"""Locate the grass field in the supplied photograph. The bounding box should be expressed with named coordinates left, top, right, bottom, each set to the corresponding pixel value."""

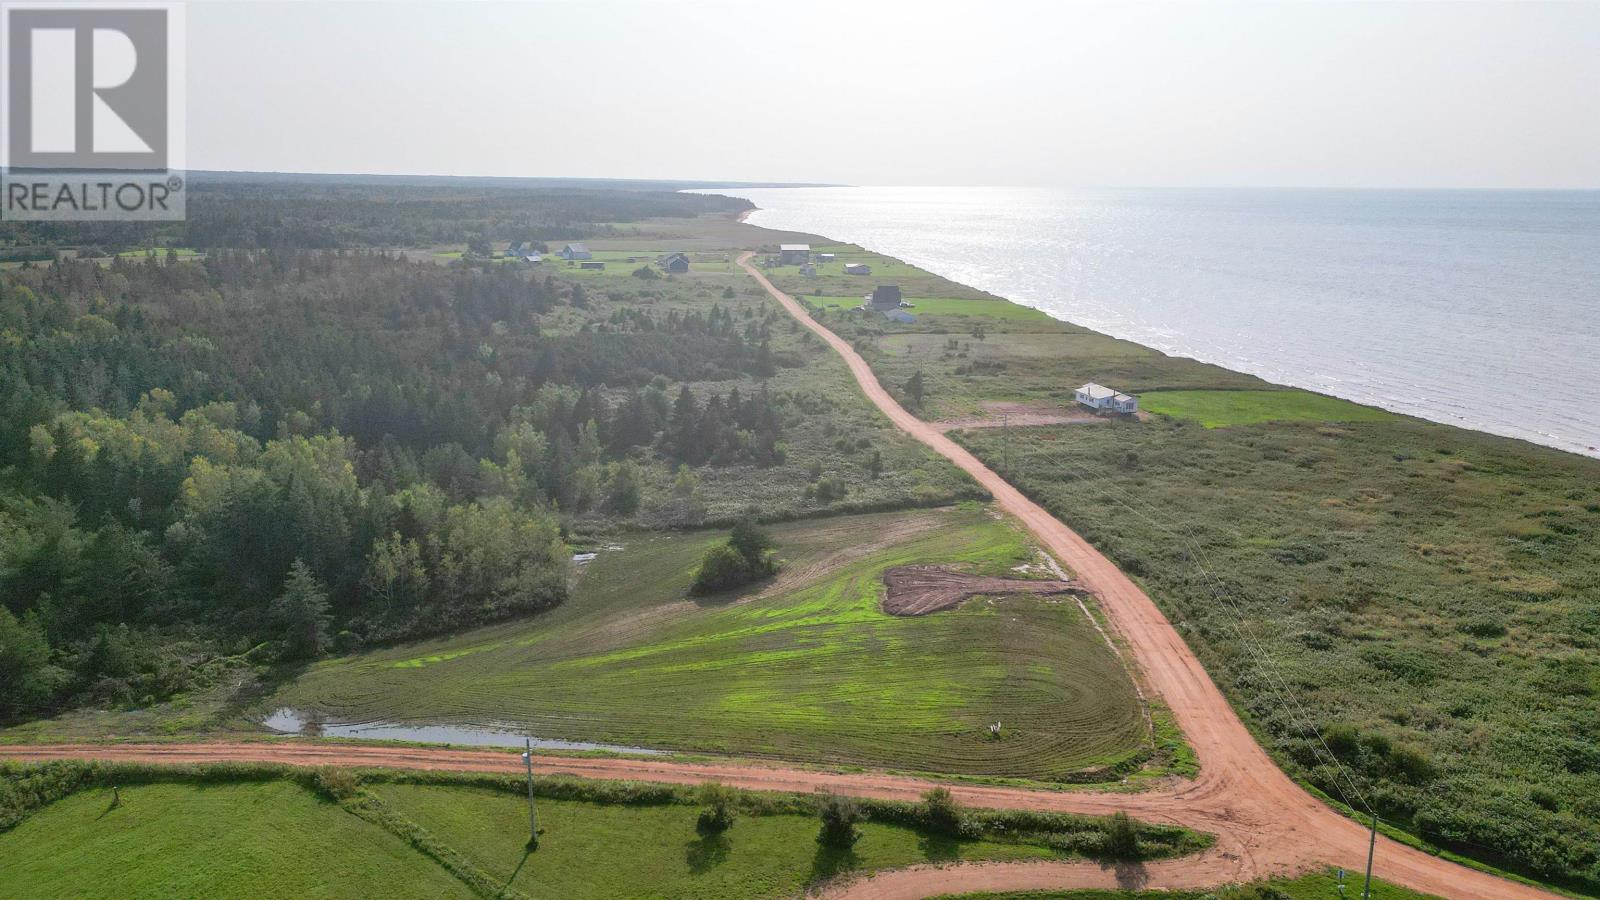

left=0, top=764, right=1205, bottom=900
left=935, top=869, right=1440, bottom=899
left=270, top=506, right=1152, bottom=780
left=374, top=781, right=1052, bottom=899
left=0, top=781, right=471, bottom=899
left=1139, top=390, right=1399, bottom=427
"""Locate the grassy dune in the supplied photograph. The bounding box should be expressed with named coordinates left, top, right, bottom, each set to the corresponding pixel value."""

left=272, top=506, right=1150, bottom=780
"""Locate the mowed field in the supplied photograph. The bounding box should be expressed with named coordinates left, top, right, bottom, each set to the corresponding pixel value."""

left=270, top=506, right=1150, bottom=780
left=372, top=782, right=1053, bottom=899
left=1139, top=389, right=1399, bottom=427
left=0, top=781, right=472, bottom=899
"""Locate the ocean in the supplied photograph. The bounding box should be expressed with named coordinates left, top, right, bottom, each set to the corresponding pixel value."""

left=709, top=186, right=1600, bottom=458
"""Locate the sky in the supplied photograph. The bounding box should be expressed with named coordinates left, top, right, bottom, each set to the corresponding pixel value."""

left=185, top=0, right=1600, bottom=188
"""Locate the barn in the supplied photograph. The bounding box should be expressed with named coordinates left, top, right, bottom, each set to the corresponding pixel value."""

left=778, top=243, right=811, bottom=265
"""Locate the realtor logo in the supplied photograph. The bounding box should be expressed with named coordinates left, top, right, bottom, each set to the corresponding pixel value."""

left=2, top=3, right=185, bottom=220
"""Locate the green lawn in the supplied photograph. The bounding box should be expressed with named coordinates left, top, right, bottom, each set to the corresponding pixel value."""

left=375, top=782, right=1053, bottom=899
left=271, top=506, right=1151, bottom=780
left=935, top=868, right=1440, bottom=899
left=0, top=781, right=470, bottom=899
left=1139, top=389, right=1398, bottom=427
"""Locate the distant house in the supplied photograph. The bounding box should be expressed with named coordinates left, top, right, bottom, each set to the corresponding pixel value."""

left=799, top=263, right=817, bottom=277
left=843, top=262, right=872, bottom=276
left=658, top=252, right=690, bottom=273
left=559, top=243, right=593, bottom=260
left=778, top=243, right=811, bottom=265
left=1075, top=383, right=1139, bottom=413
left=579, top=261, right=606, bottom=270
left=521, top=251, right=543, bottom=264
left=866, top=284, right=903, bottom=310
left=507, top=241, right=526, bottom=256
left=816, top=253, right=837, bottom=263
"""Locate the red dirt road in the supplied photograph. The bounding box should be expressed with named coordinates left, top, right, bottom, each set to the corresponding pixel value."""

left=0, top=259, right=1552, bottom=900
left=734, top=254, right=1550, bottom=900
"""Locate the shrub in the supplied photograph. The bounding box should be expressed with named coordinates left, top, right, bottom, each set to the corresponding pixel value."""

left=690, top=519, right=778, bottom=595
left=631, top=265, right=658, bottom=280
left=921, top=787, right=963, bottom=836
left=1102, top=810, right=1140, bottom=858
left=696, top=781, right=736, bottom=833
left=816, top=792, right=861, bottom=848
left=311, top=767, right=359, bottom=801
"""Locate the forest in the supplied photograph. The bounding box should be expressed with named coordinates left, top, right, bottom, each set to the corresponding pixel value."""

left=0, top=187, right=801, bottom=723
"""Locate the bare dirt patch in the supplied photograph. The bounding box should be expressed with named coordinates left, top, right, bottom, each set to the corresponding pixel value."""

left=881, top=565, right=1088, bottom=616
left=932, top=400, right=1105, bottom=432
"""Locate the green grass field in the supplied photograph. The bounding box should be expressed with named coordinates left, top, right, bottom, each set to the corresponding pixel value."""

left=270, top=506, right=1151, bottom=780
left=1139, top=389, right=1398, bottom=427
left=0, top=781, right=471, bottom=899
left=374, top=782, right=1052, bottom=899
left=935, top=869, right=1439, bottom=899
left=0, top=765, right=1205, bottom=900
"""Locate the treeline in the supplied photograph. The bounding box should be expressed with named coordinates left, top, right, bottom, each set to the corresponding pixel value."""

left=0, top=250, right=789, bottom=723
left=0, top=178, right=751, bottom=252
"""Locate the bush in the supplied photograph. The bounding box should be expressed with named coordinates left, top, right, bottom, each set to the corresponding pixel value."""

left=312, top=767, right=359, bottom=801
left=921, top=787, right=963, bottom=836
left=1102, top=810, right=1140, bottom=858
left=696, top=781, right=736, bottom=833
left=690, top=519, right=778, bottom=595
left=631, top=265, right=659, bottom=280
left=816, top=792, right=861, bottom=848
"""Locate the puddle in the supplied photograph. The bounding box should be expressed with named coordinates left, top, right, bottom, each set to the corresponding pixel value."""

left=260, top=707, right=664, bottom=755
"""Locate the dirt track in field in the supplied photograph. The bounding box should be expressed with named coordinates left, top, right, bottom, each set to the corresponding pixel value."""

left=0, top=258, right=1554, bottom=900
left=880, top=565, right=1086, bottom=616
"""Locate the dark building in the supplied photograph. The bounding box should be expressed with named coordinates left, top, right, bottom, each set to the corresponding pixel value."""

left=658, top=252, right=690, bottom=273
left=868, top=284, right=903, bottom=310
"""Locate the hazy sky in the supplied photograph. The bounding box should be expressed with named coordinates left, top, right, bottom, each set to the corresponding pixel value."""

left=186, top=0, right=1600, bottom=188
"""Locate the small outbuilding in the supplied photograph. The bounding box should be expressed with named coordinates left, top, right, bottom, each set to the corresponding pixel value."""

left=816, top=253, right=837, bottom=263
left=579, top=261, right=606, bottom=270
left=657, top=252, right=690, bottom=273
left=843, top=262, right=872, bottom=276
left=778, top=243, right=812, bottom=265
left=799, top=263, right=817, bottom=277
left=1075, top=383, right=1139, bottom=414
left=559, top=243, right=593, bottom=260
left=866, top=284, right=904, bottom=310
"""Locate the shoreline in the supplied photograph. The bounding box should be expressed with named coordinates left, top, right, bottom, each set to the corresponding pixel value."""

left=726, top=194, right=1599, bottom=461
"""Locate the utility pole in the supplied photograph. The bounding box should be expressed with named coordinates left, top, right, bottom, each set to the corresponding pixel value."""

left=1362, top=812, right=1378, bottom=899
left=522, top=738, right=540, bottom=849
left=1002, top=413, right=1009, bottom=472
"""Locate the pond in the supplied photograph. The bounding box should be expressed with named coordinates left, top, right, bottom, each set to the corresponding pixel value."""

left=260, top=707, right=665, bottom=755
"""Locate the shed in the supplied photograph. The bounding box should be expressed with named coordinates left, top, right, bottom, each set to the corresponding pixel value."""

left=843, top=263, right=872, bottom=276
left=867, top=284, right=903, bottom=310
left=1075, top=383, right=1139, bottom=413
left=559, top=243, right=593, bottom=260
left=658, top=252, right=690, bottom=273
left=799, top=263, right=817, bottom=277
left=816, top=253, right=837, bottom=263
left=778, top=243, right=811, bottom=265
left=579, top=261, right=606, bottom=270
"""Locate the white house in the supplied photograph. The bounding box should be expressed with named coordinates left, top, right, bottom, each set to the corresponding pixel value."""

left=1075, top=383, right=1138, bottom=413
left=778, top=243, right=811, bottom=265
